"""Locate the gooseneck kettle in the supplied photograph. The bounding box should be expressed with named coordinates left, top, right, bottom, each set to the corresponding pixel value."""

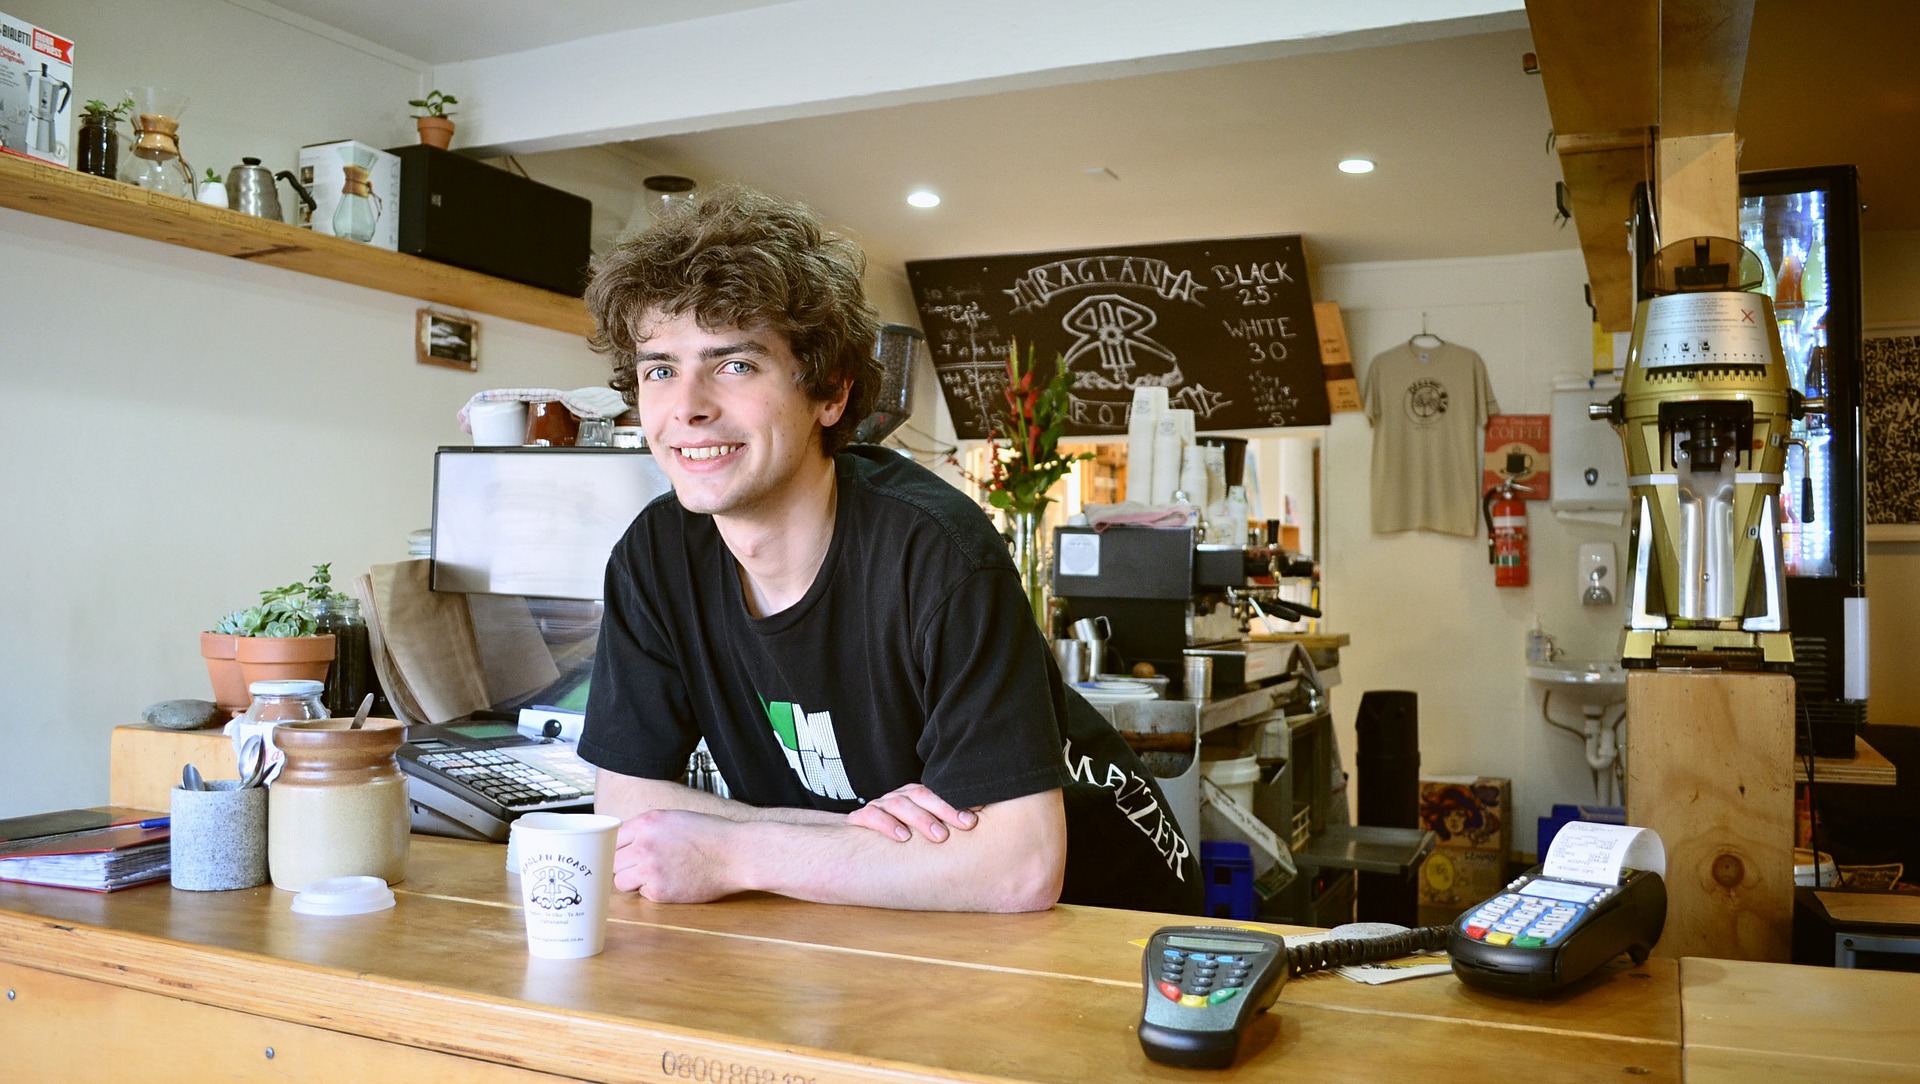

left=225, top=157, right=316, bottom=222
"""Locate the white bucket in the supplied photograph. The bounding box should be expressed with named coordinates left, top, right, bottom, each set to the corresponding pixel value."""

left=1202, top=754, right=1261, bottom=811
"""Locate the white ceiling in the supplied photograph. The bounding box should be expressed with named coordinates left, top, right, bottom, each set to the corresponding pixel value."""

left=267, top=0, right=781, bottom=65
left=625, top=27, right=1567, bottom=271
left=264, top=0, right=1919, bottom=278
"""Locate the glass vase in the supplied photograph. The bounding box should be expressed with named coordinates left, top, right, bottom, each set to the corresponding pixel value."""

left=1010, top=507, right=1050, bottom=631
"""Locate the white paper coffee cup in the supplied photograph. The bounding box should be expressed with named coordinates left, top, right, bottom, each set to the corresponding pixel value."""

left=515, top=812, right=620, bottom=959
left=470, top=400, right=529, bottom=446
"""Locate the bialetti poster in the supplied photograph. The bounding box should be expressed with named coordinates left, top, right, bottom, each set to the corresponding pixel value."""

left=907, top=235, right=1331, bottom=438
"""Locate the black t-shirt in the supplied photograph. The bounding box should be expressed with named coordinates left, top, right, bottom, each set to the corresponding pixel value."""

left=580, top=447, right=1201, bottom=914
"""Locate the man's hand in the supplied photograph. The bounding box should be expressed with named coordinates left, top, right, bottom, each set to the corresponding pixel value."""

left=613, top=809, right=741, bottom=903
left=846, top=782, right=981, bottom=843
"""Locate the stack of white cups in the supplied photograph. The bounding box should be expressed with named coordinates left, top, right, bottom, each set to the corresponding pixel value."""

left=1126, top=387, right=1167, bottom=504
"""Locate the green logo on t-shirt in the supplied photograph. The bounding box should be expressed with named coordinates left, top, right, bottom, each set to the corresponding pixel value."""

left=761, top=694, right=857, bottom=801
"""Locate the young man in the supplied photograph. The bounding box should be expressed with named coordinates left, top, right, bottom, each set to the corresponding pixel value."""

left=579, top=186, right=1200, bottom=914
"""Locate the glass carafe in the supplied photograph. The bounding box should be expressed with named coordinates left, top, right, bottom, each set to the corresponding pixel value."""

left=116, top=87, right=193, bottom=198
left=331, top=144, right=384, bottom=242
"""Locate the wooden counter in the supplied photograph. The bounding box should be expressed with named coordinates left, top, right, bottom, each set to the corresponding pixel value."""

left=0, top=836, right=1688, bottom=1083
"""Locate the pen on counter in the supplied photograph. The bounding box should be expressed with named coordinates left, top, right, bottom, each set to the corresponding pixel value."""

left=138, top=817, right=170, bottom=829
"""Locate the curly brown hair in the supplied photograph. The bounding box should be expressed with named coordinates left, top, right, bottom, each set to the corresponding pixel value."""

left=586, top=185, right=882, bottom=456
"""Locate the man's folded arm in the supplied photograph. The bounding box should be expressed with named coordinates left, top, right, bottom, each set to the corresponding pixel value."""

left=594, top=768, right=845, bottom=827
left=596, top=768, right=1067, bottom=913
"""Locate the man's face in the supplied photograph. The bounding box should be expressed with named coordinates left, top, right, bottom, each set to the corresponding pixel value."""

left=632, top=309, right=847, bottom=522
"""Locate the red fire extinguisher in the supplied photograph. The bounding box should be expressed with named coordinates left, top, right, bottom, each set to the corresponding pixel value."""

left=1482, top=477, right=1532, bottom=587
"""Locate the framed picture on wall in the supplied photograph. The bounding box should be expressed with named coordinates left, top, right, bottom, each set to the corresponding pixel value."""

left=417, top=309, right=480, bottom=372
left=1863, top=327, right=1920, bottom=540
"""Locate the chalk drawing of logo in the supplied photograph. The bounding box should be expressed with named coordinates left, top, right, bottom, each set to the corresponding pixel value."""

left=527, top=866, right=584, bottom=911
left=1406, top=379, right=1449, bottom=421
left=1061, top=294, right=1179, bottom=390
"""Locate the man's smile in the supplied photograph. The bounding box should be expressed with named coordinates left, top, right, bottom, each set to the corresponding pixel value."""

left=676, top=443, right=743, bottom=462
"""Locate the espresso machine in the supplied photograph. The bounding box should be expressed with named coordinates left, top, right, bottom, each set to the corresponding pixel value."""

left=1591, top=236, right=1823, bottom=670
left=1051, top=526, right=1318, bottom=696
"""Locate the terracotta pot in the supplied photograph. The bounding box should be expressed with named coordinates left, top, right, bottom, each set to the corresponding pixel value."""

left=199, top=631, right=249, bottom=715
left=235, top=633, right=336, bottom=690
left=416, top=116, right=454, bottom=150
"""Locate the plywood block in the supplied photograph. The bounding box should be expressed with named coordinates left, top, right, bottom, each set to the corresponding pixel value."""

left=1656, top=0, right=1755, bottom=138
left=1626, top=670, right=1793, bottom=962
left=1556, top=141, right=1648, bottom=332
left=1657, top=131, right=1739, bottom=244
left=0, top=961, right=578, bottom=1083
left=109, top=725, right=238, bottom=811
left=1680, top=957, right=1920, bottom=1082
left=1525, top=0, right=1658, bottom=135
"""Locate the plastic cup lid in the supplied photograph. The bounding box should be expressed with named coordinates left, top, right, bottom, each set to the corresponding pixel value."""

left=291, top=875, right=396, bottom=916
left=251, top=679, right=325, bottom=696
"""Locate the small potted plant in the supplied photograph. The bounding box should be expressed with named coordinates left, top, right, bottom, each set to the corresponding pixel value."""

left=76, top=96, right=133, bottom=178
left=196, top=167, right=228, bottom=207
left=409, top=90, right=458, bottom=150
left=201, top=564, right=343, bottom=712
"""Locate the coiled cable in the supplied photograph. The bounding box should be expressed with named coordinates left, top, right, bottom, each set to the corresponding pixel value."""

left=1287, top=925, right=1451, bottom=977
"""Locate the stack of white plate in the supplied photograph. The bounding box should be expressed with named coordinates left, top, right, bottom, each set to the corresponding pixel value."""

left=1074, top=679, right=1158, bottom=709
left=407, top=528, right=432, bottom=559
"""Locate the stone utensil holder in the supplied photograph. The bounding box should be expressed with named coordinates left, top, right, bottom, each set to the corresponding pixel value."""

left=170, top=780, right=268, bottom=891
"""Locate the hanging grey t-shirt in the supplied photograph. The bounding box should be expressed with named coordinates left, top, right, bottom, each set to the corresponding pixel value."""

left=1362, top=341, right=1499, bottom=536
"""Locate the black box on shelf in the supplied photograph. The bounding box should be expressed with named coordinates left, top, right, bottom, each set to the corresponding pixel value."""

left=386, top=145, right=592, bottom=297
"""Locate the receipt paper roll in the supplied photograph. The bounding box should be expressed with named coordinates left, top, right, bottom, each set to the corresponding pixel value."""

left=1541, top=822, right=1666, bottom=884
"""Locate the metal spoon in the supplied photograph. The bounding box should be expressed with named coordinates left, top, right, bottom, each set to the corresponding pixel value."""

left=347, top=692, right=375, bottom=730
left=181, top=763, right=205, bottom=792
left=237, top=734, right=268, bottom=789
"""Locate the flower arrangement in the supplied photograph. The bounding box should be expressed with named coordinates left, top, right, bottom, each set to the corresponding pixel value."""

left=974, top=342, right=1091, bottom=515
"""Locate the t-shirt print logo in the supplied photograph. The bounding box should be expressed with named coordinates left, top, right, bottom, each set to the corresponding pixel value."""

left=762, top=696, right=857, bottom=800
left=1405, top=378, right=1449, bottom=422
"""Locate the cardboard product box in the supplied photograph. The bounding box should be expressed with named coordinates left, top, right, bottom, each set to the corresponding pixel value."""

left=1417, top=848, right=1507, bottom=924
left=298, top=140, right=402, bottom=250
left=1314, top=301, right=1361, bottom=413
left=0, top=12, right=75, bottom=168
left=1415, top=776, right=1513, bottom=919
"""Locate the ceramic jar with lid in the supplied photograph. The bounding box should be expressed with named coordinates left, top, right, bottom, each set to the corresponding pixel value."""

left=267, top=718, right=410, bottom=891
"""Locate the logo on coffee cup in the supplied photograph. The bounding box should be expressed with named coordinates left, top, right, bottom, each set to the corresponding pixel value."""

left=526, top=864, right=584, bottom=910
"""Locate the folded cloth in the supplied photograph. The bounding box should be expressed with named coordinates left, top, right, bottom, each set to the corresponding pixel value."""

left=1084, top=502, right=1198, bottom=531
left=457, top=387, right=631, bottom=433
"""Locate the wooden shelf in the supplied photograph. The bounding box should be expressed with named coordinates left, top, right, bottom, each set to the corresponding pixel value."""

left=0, top=155, right=594, bottom=337
left=1795, top=735, right=1897, bottom=787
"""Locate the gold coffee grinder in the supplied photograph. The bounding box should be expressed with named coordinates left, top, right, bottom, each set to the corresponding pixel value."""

left=1591, top=236, right=1825, bottom=670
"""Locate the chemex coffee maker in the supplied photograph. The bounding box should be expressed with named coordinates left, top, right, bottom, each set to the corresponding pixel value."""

left=1591, top=236, right=1824, bottom=670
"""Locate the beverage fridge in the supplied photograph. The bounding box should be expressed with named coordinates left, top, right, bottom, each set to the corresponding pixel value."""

left=1632, top=165, right=1868, bottom=756
left=1740, top=166, right=1868, bottom=758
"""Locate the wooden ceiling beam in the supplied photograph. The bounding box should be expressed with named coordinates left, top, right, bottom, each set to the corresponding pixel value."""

left=1526, top=0, right=1755, bottom=331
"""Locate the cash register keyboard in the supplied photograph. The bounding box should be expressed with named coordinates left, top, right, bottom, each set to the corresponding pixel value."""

left=416, top=747, right=586, bottom=808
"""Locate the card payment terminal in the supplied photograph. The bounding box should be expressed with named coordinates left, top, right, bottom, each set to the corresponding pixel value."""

left=1448, top=834, right=1667, bottom=996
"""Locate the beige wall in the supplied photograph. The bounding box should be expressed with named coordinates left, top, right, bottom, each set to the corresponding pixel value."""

left=0, top=0, right=618, bottom=820
left=1314, top=250, right=1623, bottom=843
left=1862, top=229, right=1920, bottom=726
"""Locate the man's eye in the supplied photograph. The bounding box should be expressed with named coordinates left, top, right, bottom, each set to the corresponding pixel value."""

left=642, top=364, right=673, bottom=381
left=720, top=359, right=755, bottom=375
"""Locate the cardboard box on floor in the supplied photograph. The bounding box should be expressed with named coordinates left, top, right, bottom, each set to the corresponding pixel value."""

left=1416, top=776, right=1511, bottom=923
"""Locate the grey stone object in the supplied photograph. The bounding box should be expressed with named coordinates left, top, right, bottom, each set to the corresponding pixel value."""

left=170, top=781, right=268, bottom=891
left=142, top=698, right=221, bottom=730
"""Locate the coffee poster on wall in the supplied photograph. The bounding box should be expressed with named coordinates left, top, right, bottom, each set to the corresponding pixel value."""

left=906, top=235, right=1331, bottom=439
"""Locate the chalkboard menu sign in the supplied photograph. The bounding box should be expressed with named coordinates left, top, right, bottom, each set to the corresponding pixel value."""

left=906, top=234, right=1329, bottom=438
